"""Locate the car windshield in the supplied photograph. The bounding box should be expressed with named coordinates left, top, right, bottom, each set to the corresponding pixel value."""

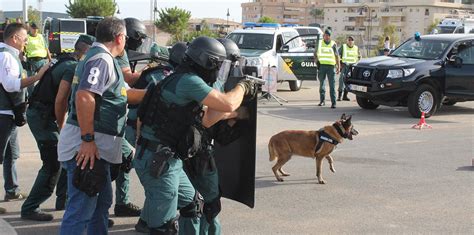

left=437, top=26, right=456, bottom=34
left=390, top=38, right=451, bottom=60
left=227, top=33, right=274, bottom=50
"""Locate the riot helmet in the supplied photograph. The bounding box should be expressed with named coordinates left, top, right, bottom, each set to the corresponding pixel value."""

left=216, top=38, right=240, bottom=62
left=169, top=42, right=187, bottom=68
left=184, top=36, right=227, bottom=84
left=124, top=17, right=147, bottom=51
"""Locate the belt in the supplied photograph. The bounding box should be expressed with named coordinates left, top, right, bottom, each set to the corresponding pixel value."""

left=28, top=57, right=47, bottom=61
left=126, top=119, right=137, bottom=129
left=136, top=137, right=161, bottom=160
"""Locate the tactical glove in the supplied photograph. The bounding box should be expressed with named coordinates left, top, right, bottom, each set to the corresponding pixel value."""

left=237, top=79, right=257, bottom=98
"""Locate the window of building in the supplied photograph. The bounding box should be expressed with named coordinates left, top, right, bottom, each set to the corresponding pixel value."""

left=425, top=9, right=429, bottom=16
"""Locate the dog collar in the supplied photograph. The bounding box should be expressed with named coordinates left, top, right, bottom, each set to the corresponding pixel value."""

left=333, top=123, right=347, bottom=138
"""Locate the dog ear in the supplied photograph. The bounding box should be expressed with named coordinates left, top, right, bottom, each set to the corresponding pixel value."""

left=340, top=113, right=346, bottom=120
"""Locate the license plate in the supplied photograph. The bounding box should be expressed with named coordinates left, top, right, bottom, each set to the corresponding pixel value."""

left=351, top=84, right=367, bottom=92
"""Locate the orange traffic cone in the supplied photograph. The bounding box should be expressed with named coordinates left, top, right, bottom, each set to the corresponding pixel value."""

left=412, top=112, right=432, bottom=130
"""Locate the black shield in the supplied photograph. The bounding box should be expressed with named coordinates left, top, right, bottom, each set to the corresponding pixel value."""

left=214, top=76, right=257, bottom=208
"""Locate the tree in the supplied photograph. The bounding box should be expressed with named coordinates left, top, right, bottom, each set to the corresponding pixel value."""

left=258, top=16, right=277, bottom=23
left=427, top=19, right=441, bottom=34
left=377, top=24, right=399, bottom=50
left=66, top=0, right=117, bottom=18
left=334, top=34, right=347, bottom=48
left=310, top=8, right=324, bottom=23
left=155, top=7, right=191, bottom=42
left=28, top=6, right=41, bottom=29
left=180, top=20, right=218, bottom=44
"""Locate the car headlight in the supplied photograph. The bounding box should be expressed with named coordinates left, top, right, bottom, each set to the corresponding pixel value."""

left=386, top=68, right=415, bottom=79
left=247, top=57, right=263, bottom=67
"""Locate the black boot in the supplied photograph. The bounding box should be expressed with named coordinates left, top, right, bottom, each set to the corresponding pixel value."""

left=337, top=91, right=342, bottom=101
left=342, top=90, right=350, bottom=101
left=318, top=101, right=325, bottom=106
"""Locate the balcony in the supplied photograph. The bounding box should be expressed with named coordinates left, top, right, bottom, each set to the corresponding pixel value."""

left=379, top=11, right=404, bottom=17
left=342, top=20, right=357, bottom=26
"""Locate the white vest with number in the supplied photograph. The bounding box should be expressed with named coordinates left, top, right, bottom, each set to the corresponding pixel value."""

left=317, top=40, right=336, bottom=66
left=342, top=44, right=359, bottom=64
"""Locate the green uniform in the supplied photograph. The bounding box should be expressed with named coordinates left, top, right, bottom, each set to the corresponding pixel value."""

left=21, top=55, right=77, bottom=216
left=338, top=44, right=359, bottom=92
left=317, top=40, right=338, bottom=104
left=134, top=72, right=212, bottom=233
left=114, top=52, right=134, bottom=206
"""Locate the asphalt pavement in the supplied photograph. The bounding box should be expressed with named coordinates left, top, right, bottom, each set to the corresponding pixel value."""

left=0, top=80, right=473, bottom=234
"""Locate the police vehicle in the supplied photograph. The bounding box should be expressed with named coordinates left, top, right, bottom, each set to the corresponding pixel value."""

left=435, top=17, right=474, bottom=34
left=345, top=33, right=474, bottom=118
left=226, top=23, right=319, bottom=91
left=43, top=16, right=102, bottom=55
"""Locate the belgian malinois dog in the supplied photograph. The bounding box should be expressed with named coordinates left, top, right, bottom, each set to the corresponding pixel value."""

left=268, top=114, right=358, bottom=184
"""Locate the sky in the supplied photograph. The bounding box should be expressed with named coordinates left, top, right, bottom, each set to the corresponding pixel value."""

left=1, top=0, right=246, bottom=22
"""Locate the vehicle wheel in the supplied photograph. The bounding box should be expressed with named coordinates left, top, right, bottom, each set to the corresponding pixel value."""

left=288, top=80, right=302, bottom=91
left=356, top=96, right=379, bottom=110
left=408, top=84, right=439, bottom=118
left=443, top=100, right=457, bottom=106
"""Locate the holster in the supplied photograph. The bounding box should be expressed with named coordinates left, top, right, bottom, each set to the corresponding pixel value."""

left=12, top=102, right=28, bottom=127
left=183, top=145, right=216, bottom=178
left=121, top=152, right=133, bottom=173
left=72, top=157, right=107, bottom=197
left=176, top=125, right=203, bottom=160
left=150, top=146, right=173, bottom=179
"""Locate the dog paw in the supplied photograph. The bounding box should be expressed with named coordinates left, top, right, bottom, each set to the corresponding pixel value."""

left=281, top=173, right=290, bottom=176
left=330, top=168, right=336, bottom=173
left=277, top=178, right=284, bottom=182
left=318, top=180, right=326, bottom=184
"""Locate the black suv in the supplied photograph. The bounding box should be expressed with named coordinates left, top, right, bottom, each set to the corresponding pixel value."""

left=346, top=34, right=474, bottom=118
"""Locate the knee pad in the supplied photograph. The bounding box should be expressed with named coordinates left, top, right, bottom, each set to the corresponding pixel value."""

left=203, top=196, right=221, bottom=223
left=150, top=215, right=179, bottom=235
left=179, top=192, right=204, bottom=218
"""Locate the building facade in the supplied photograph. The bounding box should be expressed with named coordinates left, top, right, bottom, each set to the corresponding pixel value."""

left=324, top=0, right=474, bottom=56
left=241, top=0, right=326, bottom=26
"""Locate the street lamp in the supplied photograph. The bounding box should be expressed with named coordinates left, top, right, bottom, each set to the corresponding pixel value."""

left=226, top=8, right=230, bottom=34
left=359, top=5, right=371, bottom=57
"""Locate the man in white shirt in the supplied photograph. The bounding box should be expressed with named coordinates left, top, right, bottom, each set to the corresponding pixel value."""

left=0, top=23, right=49, bottom=213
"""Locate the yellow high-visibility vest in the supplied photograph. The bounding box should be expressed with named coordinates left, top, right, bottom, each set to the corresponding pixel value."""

left=25, top=34, right=47, bottom=58
left=317, top=40, right=336, bottom=66
left=342, top=44, right=359, bottom=64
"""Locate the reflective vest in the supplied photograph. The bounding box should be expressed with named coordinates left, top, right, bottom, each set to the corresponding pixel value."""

left=317, top=40, right=337, bottom=66
left=67, top=45, right=127, bottom=136
left=0, top=47, right=27, bottom=110
left=26, top=34, right=47, bottom=58
left=341, top=44, right=359, bottom=64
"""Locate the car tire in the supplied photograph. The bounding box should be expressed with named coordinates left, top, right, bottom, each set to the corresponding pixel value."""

left=408, top=84, right=439, bottom=118
left=288, top=80, right=302, bottom=91
left=356, top=96, right=379, bottom=110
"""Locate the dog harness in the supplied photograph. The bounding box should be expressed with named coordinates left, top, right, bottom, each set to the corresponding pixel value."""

left=314, top=123, right=347, bottom=154
left=314, top=130, right=340, bottom=154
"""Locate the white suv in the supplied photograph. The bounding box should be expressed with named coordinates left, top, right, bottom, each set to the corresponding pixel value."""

left=227, top=24, right=315, bottom=91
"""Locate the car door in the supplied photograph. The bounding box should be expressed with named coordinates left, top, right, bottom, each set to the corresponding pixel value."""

left=276, top=34, right=319, bottom=81
left=445, top=40, right=474, bottom=97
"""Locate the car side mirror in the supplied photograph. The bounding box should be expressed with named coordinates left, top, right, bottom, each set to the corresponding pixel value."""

left=280, top=45, right=290, bottom=53
left=449, top=55, right=463, bottom=68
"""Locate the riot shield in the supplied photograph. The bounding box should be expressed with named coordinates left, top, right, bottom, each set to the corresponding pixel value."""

left=214, top=67, right=258, bottom=208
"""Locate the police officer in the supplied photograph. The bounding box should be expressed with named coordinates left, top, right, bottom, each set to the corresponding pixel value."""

left=315, top=29, right=340, bottom=108
left=337, top=35, right=360, bottom=102
left=134, top=36, right=255, bottom=234
left=25, top=22, right=51, bottom=95
left=57, top=17, right=146, bottom=235
left=181, top=38, right=244, bottom=235
left=112, top=17, right=148, bottom=218
left=19, top=35, right=95, bottom=221
left=0, top=23, right=50, bottom=210
left=133, top=41, right=187, bottom=233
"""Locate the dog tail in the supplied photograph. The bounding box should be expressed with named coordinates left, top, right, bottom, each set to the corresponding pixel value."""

left=268, top=138, right=278, bottom=162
